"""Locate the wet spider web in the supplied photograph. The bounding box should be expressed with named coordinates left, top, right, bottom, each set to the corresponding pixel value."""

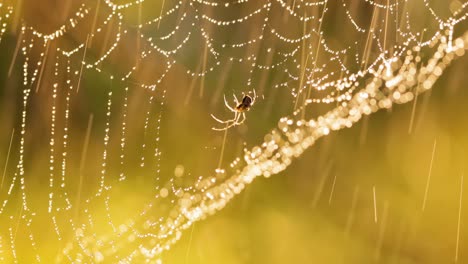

left=0, top=0, right=467, bottom=262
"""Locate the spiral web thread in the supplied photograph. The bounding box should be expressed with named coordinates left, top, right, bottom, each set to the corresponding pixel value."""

left=0, top=0, right=467, bottom=262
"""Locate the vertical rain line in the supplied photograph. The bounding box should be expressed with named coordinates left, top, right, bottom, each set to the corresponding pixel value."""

left=408, top=85, right=419, bottom=134
left=362, top=5, right=378, bottom=69
left=374, top=201, right=389, bottom=262
left=1, top=129, right=14, bottom=190
left=395, top=0, right=399, bottom=43
left=383, top=0, right=390, bottom=52
left=336, top=55, right=347, bottom=108
left=7, top=30, right=23, bottom=78
left=373, top=185, right=378, bottom=223
left=408, top=32, right=425, bottom=134
left=216, top=128, right=229, bottom=171
left=158, top=0, right=166, bottom=30
left=359, top=116, right=369, bottom=145
left=35, top=40, right=51, bottom=93
left=328, top=174, right=337, bottom=204
left=136, top=2, right=142, bottom=70
left=99, top=17, right=115, bottom=58
left=200, top=42, right=208, bottom=98
left=0, top=233, right=3, bottom=262
left=293, top=9, right=310, bottom=112
left=140, top=96, right=154, bottom=168
left=398, top=0, right=409, bottom=46
left=304, top=0, right=329, bottom=118
left=76, top=34, right=90, bottom=93
left=184, top=223, right=196, bottom=264
left=10, top=0, right=23, bottom=33
left=184, top=62, right=202, bottom=105
left=12, top=202, right=23, bottom=247
left=312, top=161, right=332, bottom=207
left=345, top=185, right=360, bottom=236
left=455, top=173, right=464, bottom=262
left=75, top=114, right=94, bottom=220
left=422, top=139, right=436, bottom=211
left=89, top=0, right=101, bottom=46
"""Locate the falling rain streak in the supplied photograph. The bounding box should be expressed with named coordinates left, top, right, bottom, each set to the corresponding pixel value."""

left=0, top=0, right=467, bottom=262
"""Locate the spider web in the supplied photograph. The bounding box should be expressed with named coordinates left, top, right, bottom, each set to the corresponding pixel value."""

left=0, top=0, right=467, bottom=262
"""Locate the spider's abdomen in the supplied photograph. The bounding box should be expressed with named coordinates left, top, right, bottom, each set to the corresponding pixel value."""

left=242, top=95, right=252, bottom=106
left=236, top=95, right=253, bottom=112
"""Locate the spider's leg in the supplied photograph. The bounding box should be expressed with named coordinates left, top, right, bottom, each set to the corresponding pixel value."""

left=223, top=95, right=236, bottom=112
left=233, top=112, right=245, bottom=126
left=224, top=119, right=239, bottom=129
left=232, top=112, right=240, bottom=124
left=232, top=111, right=244, bottom=126
left=237, top=112, right=246, bottom=125
left=211, top=114, right=236, bottom=124
left=212, top=125, right=230, bottom=131
left=212, top=119, right=237, bottom=131
left=213, top=111, right=246, bottom=130
left=231, top=112, right=240, bottom=125
left=233, top=94, right=240, bottom=105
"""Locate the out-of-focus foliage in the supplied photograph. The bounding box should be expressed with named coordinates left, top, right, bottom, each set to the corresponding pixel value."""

left=0, top=0, right=467, bottom=263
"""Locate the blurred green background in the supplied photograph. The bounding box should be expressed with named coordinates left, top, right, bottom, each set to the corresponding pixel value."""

left=0, top=0, right=467, bottom=263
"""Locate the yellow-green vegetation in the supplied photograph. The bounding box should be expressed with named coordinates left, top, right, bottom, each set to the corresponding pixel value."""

left=0, top=0, right=467, bottom=263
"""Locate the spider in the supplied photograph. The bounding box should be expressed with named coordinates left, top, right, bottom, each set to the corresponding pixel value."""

left=211, top=90, right=257, bottom=131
